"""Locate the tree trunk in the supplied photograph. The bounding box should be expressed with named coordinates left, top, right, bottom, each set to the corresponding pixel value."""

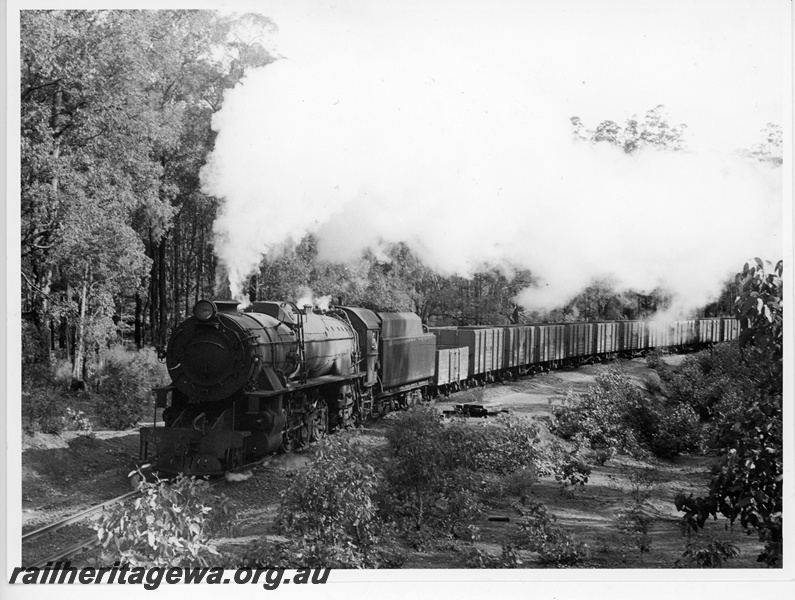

left=158, top=235, right=168, bottom=346
left=71, top=266, right=90, bottom=390
left=134, top=291, right=143, bottom=349
left=196, top=224, right=204, bottom=304
left=63, top=282, right=72, bottom=360
left=35, top=89, right=68, bottom=366
left=187, top=212, right=197, bottom=315
left=172, top=222, right=180, bottom=327
left=149, top=234, right=158, bottom=347
left=142, top=294, right=151, bottom=346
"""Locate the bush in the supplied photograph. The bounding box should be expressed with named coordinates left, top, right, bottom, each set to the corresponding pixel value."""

left=382, top=409, right=488, bottom=537
left=381, top=410, right=561, bottom=539
left=645, top=348, right=669, bottom=372
left=661, top=342, right=760, bottom=421
left=649, top=403, right=702, bottom=459
left=94, top=473, right=235, bottom=567
left=615, top=503, right=654, bottom=563
left=21, top=321, right=48, bottom=366
left=513, top=501, right=590, bottom=566
left=23, top=389, right=70, bottom=434
left=95, top=394, right=143, bottom=430
left=22, top=385, right=93, bottom=435
left=551, top=367, right=652, bottom=458
left=275, top=432, right=385, bottom=568
left=553, top=366, right=704, bottom=460
left=676, top=540, right=740, bottom=568
left=96, top=347, right=168, bottom=429
left=482, top=413, right=546, bottom=474
left=503, top=468, right=538, bottom=504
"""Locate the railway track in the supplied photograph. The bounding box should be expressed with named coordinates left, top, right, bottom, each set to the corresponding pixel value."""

left=21, top=459, right=271, bottom=568
left=22, top=490, right=140, bottom=568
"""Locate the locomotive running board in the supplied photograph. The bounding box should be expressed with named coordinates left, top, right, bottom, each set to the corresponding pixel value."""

left=244, top=373, right=366, bottom=399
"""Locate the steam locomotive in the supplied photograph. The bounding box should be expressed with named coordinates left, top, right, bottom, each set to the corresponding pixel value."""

left=140, top=298, right=738, bottom=476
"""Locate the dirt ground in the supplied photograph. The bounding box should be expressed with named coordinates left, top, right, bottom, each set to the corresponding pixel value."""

left=20, top=356, right=767, bottom=569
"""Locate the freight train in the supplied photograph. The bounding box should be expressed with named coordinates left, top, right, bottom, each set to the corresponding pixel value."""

left=139, top=298, right=739, bottom=476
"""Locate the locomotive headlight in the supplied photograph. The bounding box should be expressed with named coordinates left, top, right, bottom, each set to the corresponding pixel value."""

left=194, top=300, right=217, bottom=321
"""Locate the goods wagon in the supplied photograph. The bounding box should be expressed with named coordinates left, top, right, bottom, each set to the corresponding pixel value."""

left=566, top=322, right=595, bottom=359
left=594, top=322, right=620, bottom=356
left=647, top=321, right=671, bottom=348
left=503, top=325, right=534, bottom=371
left=619, top=320, right=647, bottom=353
left=721, top=318, right=740, bottom=341
left=672, top=320, right=697, bottom=347
left=434, top=346, right=470, bottom=388
left=698, top=318, right=722, bottom=345
left=430, top=327, right=503, bottom=380
left=535, top=324, right=566, bottom=364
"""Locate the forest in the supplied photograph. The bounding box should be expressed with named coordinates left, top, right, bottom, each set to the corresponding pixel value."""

left=20, top=10, right=781, bottom=391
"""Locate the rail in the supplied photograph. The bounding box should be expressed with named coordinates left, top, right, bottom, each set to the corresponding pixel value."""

left=22, top=457, right=271, bottom=568
left=22, top=490, right=140, bottom=544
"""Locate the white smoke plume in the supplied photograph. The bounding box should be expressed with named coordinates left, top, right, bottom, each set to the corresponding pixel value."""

left=201, top=2, right=783, bottom=314
left=295, top=286, right=333, bottom=312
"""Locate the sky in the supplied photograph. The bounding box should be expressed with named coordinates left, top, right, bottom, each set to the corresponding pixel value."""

left=201, top=0, right=789, bottom=314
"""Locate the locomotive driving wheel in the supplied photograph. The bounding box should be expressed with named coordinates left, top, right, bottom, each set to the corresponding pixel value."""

left=308, top=399, right=328, bottom=442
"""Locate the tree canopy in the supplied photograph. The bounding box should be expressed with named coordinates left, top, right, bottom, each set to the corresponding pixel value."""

left=571, top=105, right=687, bottom=153
left=21, top=10, right=274, bottom=383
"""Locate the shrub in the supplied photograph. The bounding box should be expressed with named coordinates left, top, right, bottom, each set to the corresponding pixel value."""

left=23, top=388, right=70, bottom=434
left=381, top=410, right=559, bottom=539
left=615, top=503, right=654, bottom=563
left=503, top=468, right=538, bottom=504
left=553, top=366, right=704, bottom=460
left=551, top=367, right=652, bottom=458
left=644, top=347, right=666, bottom=370
left=382, top=409, right=487, bottom=537
left=275, top=432, right=385, bottom=568
left=586, top=448, right=615, bottom=465
left=552, top=455, right=591, bottom=489
left=676, top=540, right=740, bottom=568
left=95, top=394, right=143, bottom=430
left=21, top=321, right=48, bottom=366
left=621, top=466, right=660, bottom=504
left=662, top=342, right=760, bottom=421
left=643, top=371, right=663, bottom=394
left=96, top=347, right=168, bottom=429
left=94, top=473, right=235, bottom=567
left=649, top=403, right=702, bottom=459
left=481, top=413, right=546, bottom=474
left=512, top=501, right=590, bottom=566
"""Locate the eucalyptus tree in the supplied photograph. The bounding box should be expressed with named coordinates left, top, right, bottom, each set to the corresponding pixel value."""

left=570, top=105, right=687, bottom=154
left=21, top=10, right=275, bottom=387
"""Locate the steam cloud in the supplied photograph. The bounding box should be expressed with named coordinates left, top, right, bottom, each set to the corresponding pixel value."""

left=201, top=6, right=782, bottom=315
